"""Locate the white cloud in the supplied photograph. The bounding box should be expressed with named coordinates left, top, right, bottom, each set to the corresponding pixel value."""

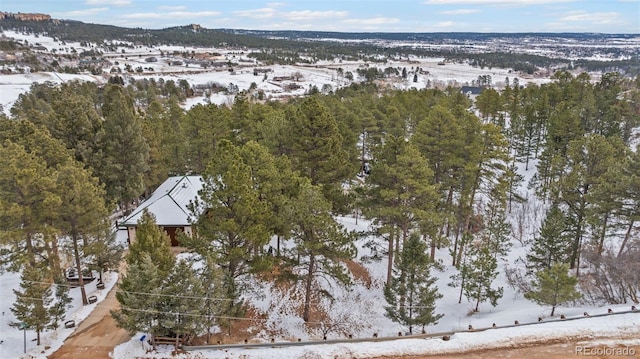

left=282, top=10, right=349, bottom=21
left=85, top=0, right=131, bottom=6
left=265, top=22, right=317, bottom=30
left=434, top=20, right=456, bottom=27
left=157, top=6, right=186, bottom=11
left=559, top=10, right=620, bottom=24
left=123, top=11, right=221, bottom=19
left=423, top=0, right=573, bottom=5
left=233, top=8, right=276, bottom=19
left=58, top=7, right=109, bottom=17
left=440, top=9, right=481, bottom=14
left=341, top=17, right=400, bottom=26
left=233, top=8, right=347, bottom=22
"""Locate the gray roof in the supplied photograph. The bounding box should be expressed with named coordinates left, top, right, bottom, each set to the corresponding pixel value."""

left=121, top=175, right=203, bottom=227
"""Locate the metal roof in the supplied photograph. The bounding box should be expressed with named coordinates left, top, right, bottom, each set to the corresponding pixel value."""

left=120, top=175, right=203, bottom=227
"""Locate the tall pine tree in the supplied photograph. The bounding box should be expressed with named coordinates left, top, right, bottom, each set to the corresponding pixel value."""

left=97, top=84, right=149, bottom=209
left=112, top=254, right=164, bottom=338
left=526, top=203, right=573, bottom=272
left=385, top=233, right=443, bottom=334
left=287, top=182, right=356, bottom=322
left=127, top=209, right=175, bottom=277
left=10, top=265, right=60, bottom=345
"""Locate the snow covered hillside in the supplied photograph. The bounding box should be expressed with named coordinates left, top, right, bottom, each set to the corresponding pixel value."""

left=1, top=29, right=638, bottom=359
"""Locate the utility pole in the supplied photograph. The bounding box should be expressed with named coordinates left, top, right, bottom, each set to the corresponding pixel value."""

left=19, top=322, right=27, bottom=353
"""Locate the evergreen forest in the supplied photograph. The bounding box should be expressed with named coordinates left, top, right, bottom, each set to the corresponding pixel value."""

left=1, top=70, right=639, bottom=344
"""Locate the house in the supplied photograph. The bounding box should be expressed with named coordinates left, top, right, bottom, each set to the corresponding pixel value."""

left=460, top=86, right=484, bottom=97
left=121, top=175, right=203, bottom=246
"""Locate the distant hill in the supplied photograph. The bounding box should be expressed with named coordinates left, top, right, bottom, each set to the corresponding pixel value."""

left=1, top=15, right=638, bottom=75
left=0, top=12, right=51, bottom=22
left=223, top=29, right=639, bottom=42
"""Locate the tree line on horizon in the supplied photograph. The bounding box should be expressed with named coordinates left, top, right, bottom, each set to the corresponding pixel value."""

left=2, top=18, right=639, bottom=76
left=1, top=70, right=638, bottom=343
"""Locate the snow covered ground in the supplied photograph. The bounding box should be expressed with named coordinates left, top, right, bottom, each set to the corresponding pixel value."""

left=1, top=29, right=554, bottom=115
left=113, top=311, right=640, bottom=359
left=1, top=29, right=638, bottom=359
left=1, top=216, right=638, bottom=359
left=0, top=270, right=118, bottom=359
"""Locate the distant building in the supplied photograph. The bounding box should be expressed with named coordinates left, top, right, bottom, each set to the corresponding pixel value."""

left=272, top=76, right=294, bottom=82
left=121, top=175, right=203, bottom=246
left=460, top=86, right=484, bottom=97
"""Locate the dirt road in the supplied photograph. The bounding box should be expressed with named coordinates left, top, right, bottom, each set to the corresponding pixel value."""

left=48, top=276, right=130, bottom=359
left=374, top=334, right=640, bottom=359
left=47, top=292, right=638, bottom=359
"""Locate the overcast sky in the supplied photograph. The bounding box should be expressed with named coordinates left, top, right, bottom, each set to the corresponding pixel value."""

left=3, top=0, right=639, bottom=33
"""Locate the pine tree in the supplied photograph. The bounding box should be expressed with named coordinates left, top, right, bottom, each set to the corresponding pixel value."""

left=475, top=88, right=502, bottom=123
left=411, top=105, right=465, bottom=258
left=56, top=161, right=111, bottom=305
left=10, top=265, right=56, bottom=345
left=616, top=147, right=640, bottom=257
left=479, top=181, right=512, bottom=261
left=86, top=222, right=124, bottom=283
left=0, top=118, right=74, bottom=170
left=550, top=135, right=622, bottom=273
left=364, top=137, right=438, bottom=284
left=470, top=244, right=503, bottom=311
left=198, top=255, right=226, bottom=344
left=536, top=102, right=583, bottom=199
left=525, top=263, right=581, bottom=316
left=140, top=99, right=171, bottom=193
left=452, top=234, right=503, bottom=312
left=286, top=96, right=353, bottom=187
left=44, top=82, right=103, bottom=166
left=526, top=204, right=572, bottom=272
left=127, top=209, right=175, bottom=277
left=185, top=140, right=274, bottom=319
left=181, top=103, right=232, bottom=174
left=0, top=140, right=62, bottom=271
left=156, top=259, right=206, bottom=346
left=49, top=276, right=71, bottom=331
left=385, top=233, right=443, bottom=334
left=453, top=118, right=510, bottom=267
left=112, top=254, right=164, bottom=337
left=288, top=182, right=356, bottom=323
left=96, top=83, right=149, bottom=209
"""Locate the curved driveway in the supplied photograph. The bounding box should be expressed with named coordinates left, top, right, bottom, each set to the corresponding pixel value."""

left=48, top=275, right=130, bottom=359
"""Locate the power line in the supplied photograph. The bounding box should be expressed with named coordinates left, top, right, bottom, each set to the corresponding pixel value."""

left=9, top=298, right=336, bottom=325
left=21, top=279, right=345, bottom=306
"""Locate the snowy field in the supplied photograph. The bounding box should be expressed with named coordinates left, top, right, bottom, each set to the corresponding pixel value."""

left=0, top=30, right=554, bottom=115
left=1, top=29, right=638, bottom=359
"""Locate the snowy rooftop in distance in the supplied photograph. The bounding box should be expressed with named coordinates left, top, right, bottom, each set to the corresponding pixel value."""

left=121, top=175, right=203, bottom=227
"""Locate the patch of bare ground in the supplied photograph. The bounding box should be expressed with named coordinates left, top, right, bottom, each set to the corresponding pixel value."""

left=191, top=306, right=264, bottom=345
left=343, top=259, right=373, bottom=288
